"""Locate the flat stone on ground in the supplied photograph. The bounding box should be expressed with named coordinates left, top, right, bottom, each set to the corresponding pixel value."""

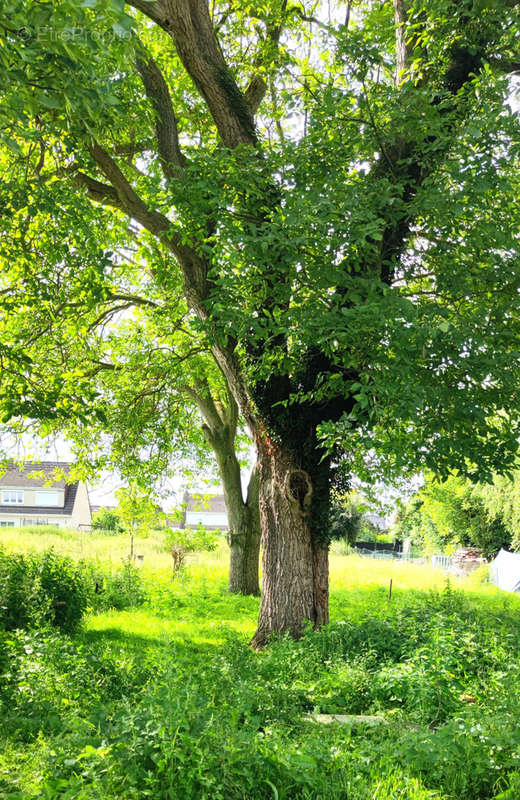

left=305, top=714, right=388, bottom=726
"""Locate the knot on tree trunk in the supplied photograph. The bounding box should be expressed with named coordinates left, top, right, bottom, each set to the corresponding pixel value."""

left=226, top=528, right=246, bottom=548
left=285, top=469, right=313, bottom=516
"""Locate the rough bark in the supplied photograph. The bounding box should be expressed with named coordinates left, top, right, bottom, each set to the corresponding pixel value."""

left=135, top=52, right=187, bottom=177
left=251, top=443, right=329, bottom=648
left=129, top=0, right=258, bottom=149
left=393, top=0, right=410, bottom=80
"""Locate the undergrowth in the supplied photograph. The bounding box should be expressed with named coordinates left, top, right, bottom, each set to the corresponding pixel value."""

left=0, top=551, right=519, bottom=800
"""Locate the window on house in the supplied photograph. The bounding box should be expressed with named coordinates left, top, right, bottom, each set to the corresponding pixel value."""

left=0, top=520, right=15, bottom=527
left=2, top=490, right=23, bottom=505
left=35, top=491, right=60, bottom=507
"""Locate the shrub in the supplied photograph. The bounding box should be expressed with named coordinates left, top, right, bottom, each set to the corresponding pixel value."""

left=0, top=548, right=88, bottom=632
left=82, top=560, right=148, bottom=611
left=165, top=525, right=220, bottom=575
left=95, top=562, right=147, bottom=610
left=91, top=507, right=124, bottom=534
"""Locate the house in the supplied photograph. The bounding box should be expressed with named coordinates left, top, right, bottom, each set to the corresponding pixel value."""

left=0, top=462, right=92, bottom=529
left=180, top=491, right=228, bottom=530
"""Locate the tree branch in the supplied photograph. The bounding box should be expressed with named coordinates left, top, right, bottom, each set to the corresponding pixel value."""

left=87, top=140, right=172, bottom=236
left=87, top=302, right=135, bottom=332
left=245, top=75, right=268, bottom=115
left=224, top=381, right=239, bottom=431
left=193, top=377, right=226, bottom=429
left=126, top=0, right=166, bottom=28
left=136, top=51, right=187, bottom=178
left=244, top=0, right=288, bottom=114
left=79, top=140, right=209, bottom=305
left=127, top=0, right=257, bottom=148
left=73, top=172, right=123, bottom=210
left=393, top=0, right=410, bottom=81
left=104, top=292, right=160, bottom=309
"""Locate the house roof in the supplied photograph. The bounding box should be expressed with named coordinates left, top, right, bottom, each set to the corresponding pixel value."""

left=0, top=462, right=79, bottom=517
left=0, top=461, right=73, bottom=490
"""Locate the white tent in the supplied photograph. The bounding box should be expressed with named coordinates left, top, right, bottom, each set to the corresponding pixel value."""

left=490, top=549, right=520, bottom=593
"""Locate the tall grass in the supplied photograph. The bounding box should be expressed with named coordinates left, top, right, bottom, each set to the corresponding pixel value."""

left=0, top=524, right=228, bottom=573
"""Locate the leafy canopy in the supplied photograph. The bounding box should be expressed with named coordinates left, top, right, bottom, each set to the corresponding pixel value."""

left=0, top=0, right=519, bottom=484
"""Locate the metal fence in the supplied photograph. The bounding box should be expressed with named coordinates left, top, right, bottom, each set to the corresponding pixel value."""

left=353, top=547, right=423, bottom=562
left=431, top=554, right=453, bottom=570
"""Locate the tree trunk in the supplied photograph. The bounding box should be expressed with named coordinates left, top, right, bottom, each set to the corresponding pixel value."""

left=251, top=445, right=329, bottom=648
left=205, top=419, right=261, bottom=596
left=227, top=517, right=261, bottom=595
left=227, top=464, right=261, bottom=595
left=189, top=380, right=261, bottom=596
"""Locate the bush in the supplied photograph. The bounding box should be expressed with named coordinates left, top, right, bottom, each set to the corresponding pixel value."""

left=0, top=548, right=88, bottom=632
left=85, top=561, right=148, bottom=611
left=91, top=507, right=124, bottom=534
left=165, top=525, right=220, bottom=575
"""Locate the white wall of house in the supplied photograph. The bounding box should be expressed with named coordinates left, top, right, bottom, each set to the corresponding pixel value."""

left=71, top=482, right=92, bottom=529
left=0, top=515, right=68, bottom=528
left=185, top=511, right=228, bottom=528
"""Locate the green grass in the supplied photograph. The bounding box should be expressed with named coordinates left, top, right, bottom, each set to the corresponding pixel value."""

left=1, top=527, right=520, bottom=799
left=0, top=524, right=183, bottom=569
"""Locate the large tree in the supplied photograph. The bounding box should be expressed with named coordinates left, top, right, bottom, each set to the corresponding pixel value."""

left=1, top=0, right=520, bottom=644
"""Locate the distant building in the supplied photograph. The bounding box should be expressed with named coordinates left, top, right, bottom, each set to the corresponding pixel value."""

left=364, top=512, right=390, bottom=531
left=180, top=491, right=228, bottom=530
left=0, top=462, right=92, bottom=529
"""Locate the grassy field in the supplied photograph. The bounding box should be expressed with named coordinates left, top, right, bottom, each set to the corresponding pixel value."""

left=1, top=527, right=520, bottom=799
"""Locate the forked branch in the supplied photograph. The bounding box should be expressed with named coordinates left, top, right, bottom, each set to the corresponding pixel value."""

left=127, top=0, right=257, bottom=148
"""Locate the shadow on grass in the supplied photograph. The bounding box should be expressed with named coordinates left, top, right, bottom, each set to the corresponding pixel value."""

left=78, top=625, right=166, bottom=650
left=77, top=619, right=235, bottom=661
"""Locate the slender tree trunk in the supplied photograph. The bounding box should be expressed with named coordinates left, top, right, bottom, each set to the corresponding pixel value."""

left=251, top=444, right=329, bottom=648
left=227, top=464, right=260, bottom=595
left=227, top=517, right=261, bottom=595
left=188, top=379, right=261, bottom=596
left=203, top=414, right=260, bottom=596
left=211, top=431, right=260, bottom=596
